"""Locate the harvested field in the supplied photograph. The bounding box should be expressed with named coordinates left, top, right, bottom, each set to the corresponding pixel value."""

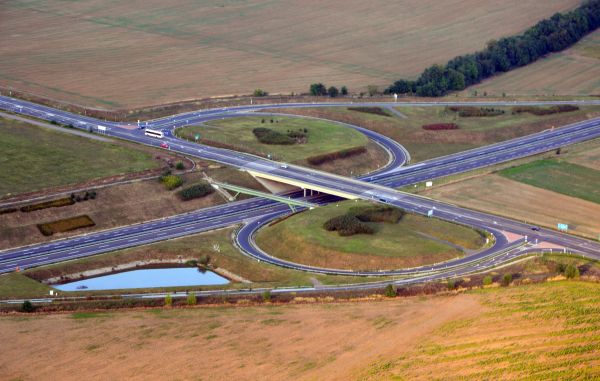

left=422, top=174, right=600, bottom=239
left=270, top=106, right=600, bottom=162
left=362, top=281, right=600, bottom=380
left=0, top=0, right=581, bottom=108
left=256, top=200, right=485, bottom=271
left=468, top=29, right=600, bottom=97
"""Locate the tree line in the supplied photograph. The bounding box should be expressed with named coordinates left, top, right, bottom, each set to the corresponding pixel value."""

left=386, top=0, right=600, bottom=97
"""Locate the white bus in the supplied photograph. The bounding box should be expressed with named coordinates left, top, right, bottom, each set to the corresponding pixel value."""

left=145, top=128, right=164, bottom=138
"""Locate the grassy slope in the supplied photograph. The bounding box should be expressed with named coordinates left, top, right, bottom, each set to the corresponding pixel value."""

left=499, top=159, right=600, bottom=204
left=256, top=200, right=485, bottom=270
left=271, top=106, right=600, bottom=162
left=362, top=281, right=600, bottom=380
left=176, top=116, right=367, bottom=162
left=0, top=117, right=158, bottom=196
left=0, top=273, right=54, bottom=299
left=469, top=29, right=600, bottom=97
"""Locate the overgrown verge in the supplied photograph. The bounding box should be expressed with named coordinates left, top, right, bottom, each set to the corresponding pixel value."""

left=511, top=105, right=579, bottom=115
left=347, top=107, right=390, bottom=117
left=387, top=0, right=600, bottom=96
left=448, top=106, right=505, bottom=117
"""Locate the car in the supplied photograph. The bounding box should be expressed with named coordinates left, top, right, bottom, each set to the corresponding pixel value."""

left=160, top=142, right=169, bottom=149
left=531, top=226, right=540, bottom=231
left=280, top=163, right=288, bottom=169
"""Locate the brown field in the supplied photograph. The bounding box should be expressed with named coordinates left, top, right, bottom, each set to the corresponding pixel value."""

left=422, top=174, right=600, bottom=238
left=0, top=0, right=580, bottom=108
left=468, top=29, right=600, bottom=97
left=1, top=281, right=598, bottom=380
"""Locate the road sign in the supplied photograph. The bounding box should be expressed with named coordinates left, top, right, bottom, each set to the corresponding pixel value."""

left=557, top=223, right=569, bottom=231
left=194, top=134, right=200, bottom=141
left=427, top=209, right=433, bottom=217
left=425, top=181, right=433, bottom=187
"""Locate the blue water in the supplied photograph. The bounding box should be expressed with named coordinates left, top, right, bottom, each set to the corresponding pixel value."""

left=55, top=267, right=229, bottom=291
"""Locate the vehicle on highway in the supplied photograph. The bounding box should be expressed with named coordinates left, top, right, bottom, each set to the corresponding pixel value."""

left=280, top=163, right=288, bottom=169
left=160, top=142, right=169, bottom=149
left=531, top=226, right=541, bottom=231
left=145, top=128, right=164, bottom=138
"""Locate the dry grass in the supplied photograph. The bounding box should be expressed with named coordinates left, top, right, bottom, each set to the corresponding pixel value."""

left=422, top=174, right=600, bottom=239
left=0, top=293, right=479, bottom=381
left=0, top=0, right=580, bottom=108
left=468, top=29, right=600, bottom=97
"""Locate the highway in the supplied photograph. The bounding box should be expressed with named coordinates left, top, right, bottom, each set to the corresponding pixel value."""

left=1, top=95, right=600, bottom=286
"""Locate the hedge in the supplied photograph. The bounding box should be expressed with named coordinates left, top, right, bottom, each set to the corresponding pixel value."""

left=307, top=146, right=367, bottom=165
left=20, top=197, right=75, bottom=213
left=448, top=106, right=505, bottom=117
left=178, top=182, right=214, bottom=200
left=511, top=105, right=579, bottom=116
left=422, top=123, right=459, bottom=131
left=347, top=107, right=390, bottom=117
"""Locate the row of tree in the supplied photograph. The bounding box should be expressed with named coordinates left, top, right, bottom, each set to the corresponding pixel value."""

left=309, top=83, right=348, bottom=97
left=387, top=0, right=600, bottom=97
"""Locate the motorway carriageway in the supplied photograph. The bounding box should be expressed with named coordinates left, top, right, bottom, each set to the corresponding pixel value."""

left=1, top=96, right=600, bottom=279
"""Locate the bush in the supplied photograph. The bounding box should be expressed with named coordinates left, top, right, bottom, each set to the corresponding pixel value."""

left=165, top=293, right=172, bottom=307
left=252, top=128, right=295, bottom=145
left=448, top=106, right=505, bottom=117
left=328, top=86, right=339, bottom=97
left=306, top=146, right=367, bottom=165
left=310, top=83, right=327, bottom=96
left=0, top=208, right=17, bottom=215
left=422, top=123, right=459, bottom=131
left=564, top=264, right=580, bottom=279
left=253, top=88, right=268, bottom=97
left=262, top=290, right=272, bottom=302
left=347, top=107, right=390, bottom=117
left=512, top=105, right=579, bottom=115
left=447, top=279, right=456, bottom=290
left=501, top=273, right=513, bottom=287
left=349, top=205, right=404, bottom=224
left=178, top=182, right=214, bottom=200
left=161, top=175, right=183, bottom=190
left=341, top=86, right=348, bottom=95
left=482, top=275, right=493, bottom=286
left=175, top=161, right=185, bottom=170
left=199, top=255, right=211, bottom=266
left=384, top=284, right=397, bottom=297
left=187, top=293, right=197, bottom=305
left=21, top=300, right=35, bottom=313
left=323, top=214, right=374, bottom=236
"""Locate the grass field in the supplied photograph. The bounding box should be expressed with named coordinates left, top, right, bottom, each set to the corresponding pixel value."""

left=177, top=116, right=368, bottom=162
left=468, top=29, right=600, bottom=97
left=256, top=201, right=485, bottom=270
left=0, top=273, right=53, bottom=299
left=0, top=117, right=159, bottom=197
left=0, top=0, right=581, bottom=108
left=499, top=159, right=600, bottom=204
left=362, top=281, right=600, bottom=380
left=270, top=106, right=600, bottom=162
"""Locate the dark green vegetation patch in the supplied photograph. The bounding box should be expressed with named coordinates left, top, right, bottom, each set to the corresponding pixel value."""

left=347, top=107, right=390, bottom=117
left=178, top=182, right=214, bottom=200
left=448, top=106, right=505, bottom=117
left=499, top=159, right=600, bottom=204
left=323, top=205, right=404, bottom=236
left=252, top=127, right=307, bottom=145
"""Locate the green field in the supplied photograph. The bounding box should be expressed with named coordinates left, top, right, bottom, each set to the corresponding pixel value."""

left=176, top=116, right=368, bottom=162
left=0, top=273, right=54, bottom=299
left=367, top=280, right=600, bottom=380
left=499, top=159, right=600, bottom=204
left=0, top=118, right=159, bottom=196
left=256, top=200, right=485, bottom=270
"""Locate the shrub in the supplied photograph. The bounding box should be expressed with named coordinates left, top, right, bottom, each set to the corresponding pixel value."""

left=384, top=284, right=397, bottom=298
left=0, top=208, right=17, bottom=215
left=422, top=123, right=459, bottom=131
left=165, top=293, right=172, bottom=307
left=175, top=161, right=185, bottom=170
left=323, top=214, right=374, bottom=236
left=252, top=128, right=295, bottom=145
left=447, top=279, right=456, bottom=290
left=327, top=86, right=339, bottom=97
left=349, top=205, right=404, bottom=224
left=199, top=255, right=211, bottom=266
left=501, top=273, right=513, bottom=287
left=21, top=300, right=35, bottom=313
left=37, top=215, right=95, bottom=236
left=178, top=182, right=214, bottom=200
left=161, top=175, right=183, bottom=190
left=306, top=146, right=367, bottom=165
left=564, top=264, right=580, bottom=279
left=253, top=88, right=268, bottom=97
left=482, top=275, right=493, bottom=286
left=448, top=106, right=505, bottom=117
left=187, top=293, right=197, bottom=305
left=310, top=83, right=327, bottom=96
left=341, top=86, right=348, bottom=95
left=262, top=290, right=272, bottom=302
left=347, top=107, right=390, bottom=117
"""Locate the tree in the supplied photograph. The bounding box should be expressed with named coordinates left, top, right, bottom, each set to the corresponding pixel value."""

left=165, top=293, right=173, bottom=307
left=564, top=264, right=580, bottom=279
left=175, top=161, right=185, bottom=170
left=340, top=86, right=348, bottom=95
left=253, top=89, right=268, bottom=97
left=384, top=284, right=396, bottom=297
left=501, top=273, right=513, bottom=287
left=187, top=293, right=197, bottom=305
left=482, top=275, right=493, bottom=286
left=21, top=300, right=35, bottom=313
left=309, top=83, right=327, bottom=96
left=327, top=86, right=339, bottom=97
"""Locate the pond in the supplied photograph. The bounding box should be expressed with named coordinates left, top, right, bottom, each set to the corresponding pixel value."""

left=54, top=267, right=230, bottom=291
